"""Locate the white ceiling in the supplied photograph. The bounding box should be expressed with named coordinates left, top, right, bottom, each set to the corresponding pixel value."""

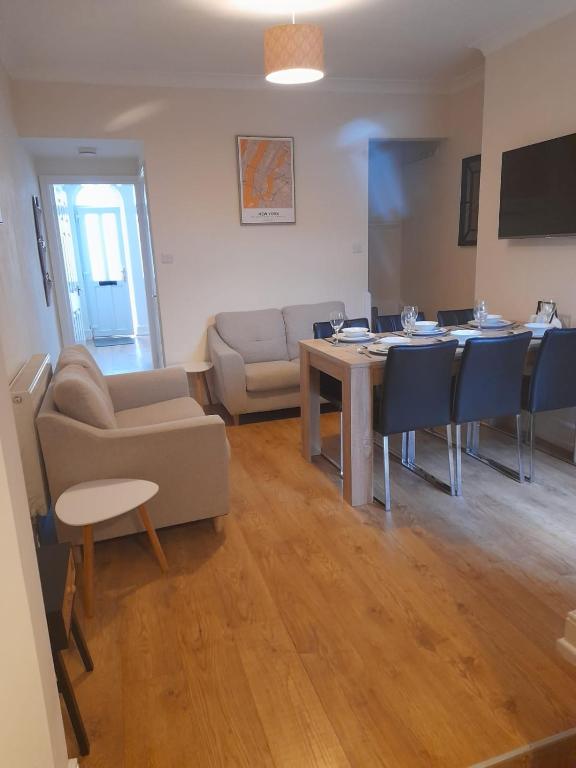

left=1, top=0, right=576, bottom=90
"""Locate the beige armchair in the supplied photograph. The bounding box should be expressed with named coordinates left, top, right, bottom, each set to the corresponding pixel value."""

left=37, top=345, right=229, bottom=543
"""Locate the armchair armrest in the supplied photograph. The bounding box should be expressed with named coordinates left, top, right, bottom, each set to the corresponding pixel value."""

left=106, top=367, right=189, bottom=411
left=38, top=412, right=229, bottom=516
left=207, top=325, right=247, bottom=415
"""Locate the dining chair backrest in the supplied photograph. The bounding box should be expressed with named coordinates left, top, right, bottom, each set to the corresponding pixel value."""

left=313, top=317, right=370, bottom=339
left=452, top=333, right=532, bottom=425
left=437, top=308, right=474, bottom=326
left=374, top=312, right=425, bottom=333
left=525, top=327, right=576, bottom=414
left=375, top=341, right=458, bottom=436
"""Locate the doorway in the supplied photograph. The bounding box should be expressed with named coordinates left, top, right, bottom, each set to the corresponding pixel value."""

left=41, top=177, right=164, bottom=373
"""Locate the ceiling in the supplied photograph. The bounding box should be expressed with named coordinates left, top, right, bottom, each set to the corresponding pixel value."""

left=1, top=0, right=576, bottom=90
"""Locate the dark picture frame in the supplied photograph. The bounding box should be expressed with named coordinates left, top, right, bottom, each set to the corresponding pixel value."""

left=32, top=195, right=53, bottom=306
left=458, top=154, right=481, bottom=246
left=236, top=135, right=296, bottom=225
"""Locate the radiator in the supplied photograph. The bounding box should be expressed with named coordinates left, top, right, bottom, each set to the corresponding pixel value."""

left=10, top=353, right=52, bottom=517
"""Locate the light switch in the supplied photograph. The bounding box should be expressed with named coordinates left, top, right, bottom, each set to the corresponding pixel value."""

left=352, top=242, right=364, bottom=255
left=160, top=253, right=174, bottom=264
left=0, top=207, right=4, bottom=223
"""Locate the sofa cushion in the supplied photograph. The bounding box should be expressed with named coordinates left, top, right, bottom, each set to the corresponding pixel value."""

left=216, top=308, right=289, bottom=364
left=52, top=365, right=117, bottom=429
left=245, top=361, right=300, bottom=393
left=56, top=344, right=114, bottom=407
left=282, top=301, right=345, bottom=360
left=116, top=397, right=205, bottom=428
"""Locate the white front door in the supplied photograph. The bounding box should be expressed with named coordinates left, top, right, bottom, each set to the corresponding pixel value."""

left=76, top=207, right=133, bottom=339
left=54, top=187, right=85, bottom=343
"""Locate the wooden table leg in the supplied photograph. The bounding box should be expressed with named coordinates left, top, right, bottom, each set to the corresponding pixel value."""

left=71, top=608, right=94, bottom=672
left=300, top=347, right=321, bottom=460
left=342, top=365, right=373, bottom=506
left=54, top=650, right=90, bottom=756
left=82, top=525, right=94, bottom=618
left=138, top=504, right=169, bottom=572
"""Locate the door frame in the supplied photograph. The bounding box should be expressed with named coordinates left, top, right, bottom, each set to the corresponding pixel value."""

left=39, top=175, right=165, bottom=368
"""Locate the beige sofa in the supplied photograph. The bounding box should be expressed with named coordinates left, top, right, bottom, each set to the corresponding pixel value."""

left=37, top=345, right=229, bottom=543
left=207, top=301, right=345, bottom=422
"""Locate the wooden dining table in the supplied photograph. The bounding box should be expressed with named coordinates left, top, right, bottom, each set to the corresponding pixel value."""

left=299, top=326, right=539, bottom=507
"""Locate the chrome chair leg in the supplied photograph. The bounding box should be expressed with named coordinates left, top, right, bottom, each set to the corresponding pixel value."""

left=573, top=418, right=576, bottom=466
left=446, top=424, right=456, bottom=496
left=528, top=413, right=535, bottom=483
left=383, top=435, right=391, bottom=511
left=339, top=412, right=344, bottom=478
left=516, top=413, right=525, bottom=484
left=465, top=414, right=525, bottom=484
left=455, top=424, right=463, bottom=496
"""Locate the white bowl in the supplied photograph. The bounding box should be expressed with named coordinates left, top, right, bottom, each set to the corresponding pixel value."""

left=486, top=314, right=502, bottom=320
left=414, top=321, right=438, bottom=329
left=341, top=326, right=369, bottom=336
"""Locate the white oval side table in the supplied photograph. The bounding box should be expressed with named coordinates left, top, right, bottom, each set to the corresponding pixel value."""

left=56, top=479, right=168, bottom=617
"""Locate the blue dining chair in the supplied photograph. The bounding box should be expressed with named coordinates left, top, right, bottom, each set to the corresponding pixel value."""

left=313, top=317, right=370, bottom=473
left=373, top=312, right=425, bottom=333
left=437, top=308, right=474, bottom=327
left=373, top=340, right=458, bottom=510
left=451, top=332, right=532, bottom=494
left=522, top=327, right=576, bottom=481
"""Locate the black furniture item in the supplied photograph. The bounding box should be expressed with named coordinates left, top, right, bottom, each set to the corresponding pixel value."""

left=437, top=308, right=474, bottom=327
left=313, top=317, right=370, bottom=473
left=452, top=332, right=532, bottom=493
left=373, top=340, right=458, bottom=510
left=373, top=312, right=425, bottom=333
left=522, top=327, right=576, bottom=481
left=37, top=543, right=93, bottom=757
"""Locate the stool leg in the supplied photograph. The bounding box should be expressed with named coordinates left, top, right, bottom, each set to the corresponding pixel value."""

left=54, top=650, right=90, bottom=756
left=138, top=504, right=169, bottom=572
left=71, top=608, right=94, bottom=672
left=82, top=525, right=94, bottom=618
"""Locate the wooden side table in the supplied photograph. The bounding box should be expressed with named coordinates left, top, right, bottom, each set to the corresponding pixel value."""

left=182, top=361, right=213, bottom=405
left=37, top=543, right=93, bottom=757
left=55, top=479, right=168, bottom=617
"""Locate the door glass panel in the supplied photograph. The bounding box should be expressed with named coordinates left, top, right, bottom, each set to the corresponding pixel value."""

left=101, top=213, right=123, bottom=281
left=84, top=212, right=123, bottom=282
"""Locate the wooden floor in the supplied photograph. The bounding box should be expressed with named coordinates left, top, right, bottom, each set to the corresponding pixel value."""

left=86, top=335, right=153, bottom=375
left=64, top=413, right=576, bottom=767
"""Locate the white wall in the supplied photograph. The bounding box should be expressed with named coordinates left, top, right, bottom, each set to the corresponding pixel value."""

left=476, top=12, right=576, bottom=449
left=12, top=80, right=447, bottom=362
left=0, top=67, right=61, bottom=379
left=476, top=12, right=576, bottom=324
left=0, top=344, right=67, bottom=766
left=401, top=81, right=484, bottom=320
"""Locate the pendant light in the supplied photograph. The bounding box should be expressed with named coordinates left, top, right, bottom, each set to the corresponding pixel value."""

left=264, top=12, right=324, bottom=85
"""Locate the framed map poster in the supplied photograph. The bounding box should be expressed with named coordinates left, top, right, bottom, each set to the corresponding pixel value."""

left=237, top=136, right=295, bottom=224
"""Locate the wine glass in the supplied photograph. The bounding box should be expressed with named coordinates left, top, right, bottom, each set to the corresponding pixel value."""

left=474, top=299, right=487, bottom=330
left=403, top=305, right=418, bottom=336
left=329, top=310, right=345, bottom=343
left=401, top=308, right=415, bottom=337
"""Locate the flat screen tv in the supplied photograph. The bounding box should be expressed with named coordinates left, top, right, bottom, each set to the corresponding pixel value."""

left=498, top=131, right=576, bottom=239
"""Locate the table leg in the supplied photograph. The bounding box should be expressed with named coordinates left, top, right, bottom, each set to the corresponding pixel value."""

left=53, top=650, right=90, bottom=756
left=71, top=608, right=94, bottom=672
left=300, top=347, right=321, bottom=460
left=342, top=365, right=373, bottom=506
left=82, top=525, right=94, bottom=618
left=138, top=504, right=169, bottom=572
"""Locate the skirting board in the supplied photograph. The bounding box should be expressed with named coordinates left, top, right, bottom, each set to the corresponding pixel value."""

left=468, top=727, right=576, bottom=767
left=557, top=610, right=576, bottom=665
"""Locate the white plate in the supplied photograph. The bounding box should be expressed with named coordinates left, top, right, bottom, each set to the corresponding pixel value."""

left=524, top=322, right=553, bottom=337
left=373, top=336, right=412, bottom=345
left=341, top=326, right=369, bottom=336
left=412, top=327, right=448, bottom=336
left=450, top=329, right=482, bottom=344
left=450, top=329, right=482, bottom=338
left=332, top=331, right=375, bottom=343
left=469, top=319, right=515, bottom=329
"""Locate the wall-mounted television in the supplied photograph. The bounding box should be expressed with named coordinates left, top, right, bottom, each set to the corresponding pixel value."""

left=498, top=131, right=576, bottom=239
